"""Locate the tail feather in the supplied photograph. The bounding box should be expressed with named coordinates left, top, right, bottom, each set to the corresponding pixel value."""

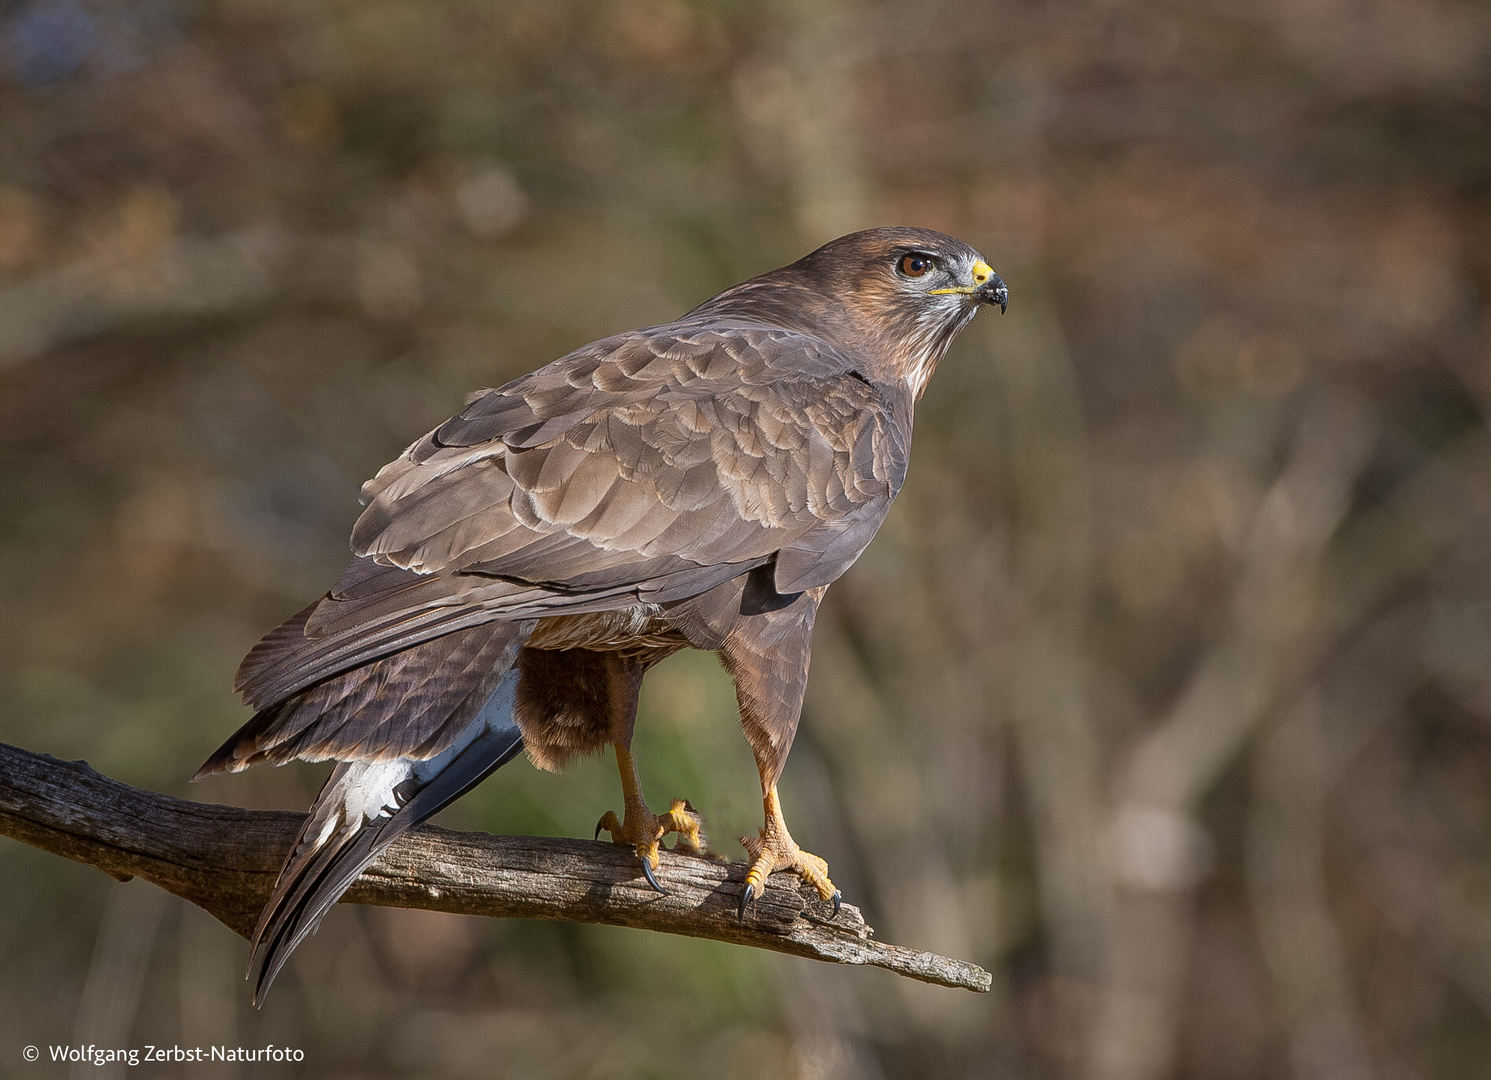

left=248, top=667, right=525, bottom=1005
left=197, top=619, right=532, bottom=777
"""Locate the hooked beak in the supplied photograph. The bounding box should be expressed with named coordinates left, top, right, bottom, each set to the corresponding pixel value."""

left=971, top=261, right=1009, bottom=314
left=930, top=259, right=1009, bottom=313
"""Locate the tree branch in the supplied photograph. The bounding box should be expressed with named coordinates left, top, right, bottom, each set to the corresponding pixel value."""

left=0, top=741, right=991, bottom=993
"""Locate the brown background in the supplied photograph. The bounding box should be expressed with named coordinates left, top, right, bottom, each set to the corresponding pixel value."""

left=2, top=1, right=1489, bottom=1077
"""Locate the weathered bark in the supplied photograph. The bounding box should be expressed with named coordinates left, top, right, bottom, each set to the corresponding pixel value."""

left=0, top=741, right=991, bottom=993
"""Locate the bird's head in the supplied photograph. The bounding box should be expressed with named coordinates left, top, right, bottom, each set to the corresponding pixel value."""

left=702, top=227, right=1007, bottom=399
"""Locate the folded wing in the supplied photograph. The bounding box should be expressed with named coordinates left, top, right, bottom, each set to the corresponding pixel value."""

left=228, top=320, right=909, bottom=764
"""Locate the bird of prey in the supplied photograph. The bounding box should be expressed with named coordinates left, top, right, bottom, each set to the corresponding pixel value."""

left=196, top=226, right=1007, bottom=1002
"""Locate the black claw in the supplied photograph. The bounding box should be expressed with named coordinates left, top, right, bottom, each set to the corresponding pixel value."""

left=594, top=816, right=607, bottom=841
left=831, top=890, right=842, bottom=918
left=737, top=882, right=754, bottom=921
left=640, top=857, right=667, bottom=895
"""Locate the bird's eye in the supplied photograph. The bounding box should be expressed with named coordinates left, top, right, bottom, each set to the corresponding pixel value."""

left=898, top=253, right=934, bottom=278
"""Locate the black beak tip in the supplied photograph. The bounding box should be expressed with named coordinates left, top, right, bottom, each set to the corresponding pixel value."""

left=976, top=275, right=1009, bottom=313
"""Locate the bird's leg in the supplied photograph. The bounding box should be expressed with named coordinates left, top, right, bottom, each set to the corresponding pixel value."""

left=738, top=784, right=839, bottom=919
left=594, top=742, right=706, bottom=893
left=591, top=653, right=708, bottom=891
left=718, top=586, right=840, bottom=920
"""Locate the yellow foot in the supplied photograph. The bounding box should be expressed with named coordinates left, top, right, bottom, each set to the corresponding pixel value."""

left=595, top=797, right=706, bottom=894
left=738, top=786, right=841, bottom=920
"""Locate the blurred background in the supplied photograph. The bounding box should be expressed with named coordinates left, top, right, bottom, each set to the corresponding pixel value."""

left=1, top=1, right=1489, bottom=1077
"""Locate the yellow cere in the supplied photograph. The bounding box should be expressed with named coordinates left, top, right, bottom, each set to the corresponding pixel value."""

left=929, top=260, right=995, bottom=295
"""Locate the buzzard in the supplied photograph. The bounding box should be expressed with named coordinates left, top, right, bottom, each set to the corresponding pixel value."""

left=197, top=227, right=1007, bottom=1002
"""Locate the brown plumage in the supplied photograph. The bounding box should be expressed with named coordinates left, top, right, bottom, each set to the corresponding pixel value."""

left=197, top=227, right=1007, bottom=1002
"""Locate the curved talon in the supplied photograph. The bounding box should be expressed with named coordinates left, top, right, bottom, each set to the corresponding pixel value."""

left=595, top=809, right=622, bottom=843
left=831, top=890, right=842, bottom=918
left=737, top=882, right=754, bottom=921
left=640, top=855, right=667, bottom=894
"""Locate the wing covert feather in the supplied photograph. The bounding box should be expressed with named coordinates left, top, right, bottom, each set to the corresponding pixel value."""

left=342, top=321, right=908, bottom=633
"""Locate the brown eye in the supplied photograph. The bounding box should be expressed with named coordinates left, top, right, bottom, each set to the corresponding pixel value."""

left=899, top=253, right=934, bottom=278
